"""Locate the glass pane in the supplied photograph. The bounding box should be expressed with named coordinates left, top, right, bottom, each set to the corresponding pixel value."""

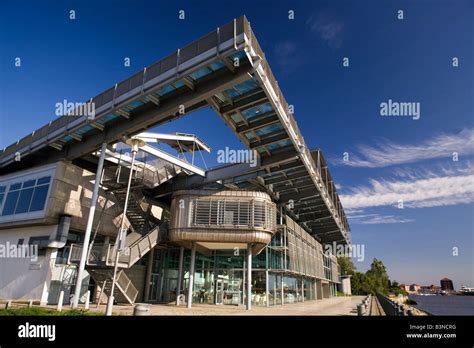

left=225, top=88, right=240, bottom=98
left=234, top=79, right=258, bottom=94
left=37, top=176, right=51, bottom=185
left=2, top=190, right=20, bottom=215
left=23, top=179, right=36, bottom=188
left=0, top=193, right=4, bottom=205
left=15, top=188, right=34, bottom=214
left=255, top=124, right=283, bottom=137
left=10, top=183, right=22, bottom=190
left=189, top=67, right=212, bottom=80
left=0, top=186, right=6, bottom=193
left=29, top=185, right=49, bottom=212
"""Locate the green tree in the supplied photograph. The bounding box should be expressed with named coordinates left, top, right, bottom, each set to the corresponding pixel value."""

left=337, top=256, right=356, bottom=276
left=366, top=258, right=390, bottom=294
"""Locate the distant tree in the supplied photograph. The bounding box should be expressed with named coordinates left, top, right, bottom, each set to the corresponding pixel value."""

left=351, top=272, right=365, bottom=295
left=337, top=256, right=356, bottom=276
left=389, top=280, right=407, bottom=296
left=366, top=258, right=390, bottom=295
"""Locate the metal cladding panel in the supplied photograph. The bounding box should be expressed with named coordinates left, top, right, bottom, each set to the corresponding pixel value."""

left=161, top=52, right=178, bottom=73
left=284, top=215, right=325, bottom=279
left=169, top=190, right=276, bottom=249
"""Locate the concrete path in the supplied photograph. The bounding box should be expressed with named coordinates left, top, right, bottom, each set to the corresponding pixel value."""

left=87, top=296, right=364, bottom=316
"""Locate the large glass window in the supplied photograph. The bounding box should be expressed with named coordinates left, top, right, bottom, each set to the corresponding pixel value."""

left=1, top=176, right=51, bottom=216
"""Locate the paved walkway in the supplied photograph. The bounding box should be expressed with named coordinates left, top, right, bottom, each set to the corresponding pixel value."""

left=87, top=296, right=364, bottom=316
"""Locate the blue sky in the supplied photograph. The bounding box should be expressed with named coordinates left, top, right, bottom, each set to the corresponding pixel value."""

left=1, top=0, right=473, bottom=288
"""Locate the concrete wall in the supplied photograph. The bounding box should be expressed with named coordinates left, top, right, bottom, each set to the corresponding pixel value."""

left=0, top=225, right=57, bottom=304
left=316, top=279, right=323, bottom=300
left=322, top=282, right=330, bottom=299
left=48, top=161, right=125, bottom=237
left=341, top=277, right=352, bottom=295
left=0, top=161, right=128, bottom=237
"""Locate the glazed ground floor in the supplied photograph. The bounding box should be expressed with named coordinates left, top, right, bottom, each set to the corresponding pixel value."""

left=143, top=247, right=338, bottom=307
left=0, top=232, right=341, bottom=309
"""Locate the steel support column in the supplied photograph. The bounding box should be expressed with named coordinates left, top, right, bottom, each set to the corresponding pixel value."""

left=187, top=243, right=196, bottom=309
left=246, top=244, right=252, bottom=310
left=144, top=247, right=155, bottom=302
left=176, top=246, right=184, bottom=305
left=106, top=139, right=141, bottom=316
left=72, top=142, right=107, bottom=309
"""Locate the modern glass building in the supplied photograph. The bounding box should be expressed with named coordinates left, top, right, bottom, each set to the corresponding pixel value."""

left=0, top=16, right=349, bottom=311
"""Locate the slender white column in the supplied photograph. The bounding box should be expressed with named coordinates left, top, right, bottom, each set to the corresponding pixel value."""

left=106, top=141, right=139, bottom=316
left=187, top=243, right=196, bottom=308
left=246, top=244, right=252, bottom=310
left=72, top=142, right=107, bottom=309
left=176, top=246, right=184, bottom=305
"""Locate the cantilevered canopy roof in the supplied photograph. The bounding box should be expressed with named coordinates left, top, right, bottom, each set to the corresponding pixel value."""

left=0, top=15, right=350, bottom=245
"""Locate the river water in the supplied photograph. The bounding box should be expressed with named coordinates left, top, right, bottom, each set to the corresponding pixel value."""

left=409, top=294, right=474, bottom=315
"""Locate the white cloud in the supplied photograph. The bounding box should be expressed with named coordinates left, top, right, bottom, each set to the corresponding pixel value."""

left=335, top=128, right=474, bottom=168
left=306, top=13, right=344, bottom=49
left=340, top=163, right=474, bottom=210
left=349, top=214, right=414, bottom=225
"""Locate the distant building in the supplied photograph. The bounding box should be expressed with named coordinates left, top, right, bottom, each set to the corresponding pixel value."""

left=409, top=284, right=420, bottom=292
left=399, top=284, right=410, bottom=292
left=419, top=285, right=442, bottom=294
left=440, top=278, right=454, bottom=291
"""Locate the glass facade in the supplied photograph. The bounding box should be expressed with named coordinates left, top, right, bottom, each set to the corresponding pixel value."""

left=146, top=239, right=338, bottom=306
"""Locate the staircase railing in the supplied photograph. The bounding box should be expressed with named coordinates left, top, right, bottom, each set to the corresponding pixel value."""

left=116, top=270, right=139, bottom=303
left=68, top=225, right=160, bottom=268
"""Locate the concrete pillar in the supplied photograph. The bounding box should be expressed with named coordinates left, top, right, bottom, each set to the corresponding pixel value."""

left=73, top=142, right=107, bottom=309
left=176, top=246, right=184, bottom=305
left=273, top=275, right=277, bottom=305
left=187, top=243, right=196, bottom=309
left=265, top=247, right=269, bottom=307
left=242, top=258, right=246, bottom=305
left=144, top=247, right=155, bottom=302
left=84, top=291, right=90, bottom=310
left=302, top=278, right=305, bottom=302
left=281, top=275, right=284, bottom=305
left=57, top=291, right=64, bottom=312
left=246, top=244, right=252, bottom=310
left=295, top=278, right=299, bottom=302
left=265, top=270, right=269, bottom=307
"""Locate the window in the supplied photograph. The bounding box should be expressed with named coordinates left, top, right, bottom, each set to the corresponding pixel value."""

left=191, top=198, right=274, bottom=229
left=0, top=186, right=6, bottom=206
left=1, top=176, right=51, bottom=216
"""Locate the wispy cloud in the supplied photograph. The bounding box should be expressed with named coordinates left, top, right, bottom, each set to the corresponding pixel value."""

left=349, top=214, right=414, bottom=225
left=340, top=162, right=474, bottom=209
left=306, top=13, right=344, bottom=49
left=273, top=41, right=306, bottom=74
left=335, top=128, right=474, bottom=168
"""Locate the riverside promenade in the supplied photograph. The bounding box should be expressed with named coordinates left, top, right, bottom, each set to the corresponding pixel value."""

left=88, top=296, right=365, bottom=316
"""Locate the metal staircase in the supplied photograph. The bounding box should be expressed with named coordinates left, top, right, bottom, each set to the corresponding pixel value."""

left=69, top=224, right=163, bottom=304
left=68, top=159, right=176, bottom=304
left=69, top=135, right=208, bottom=305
